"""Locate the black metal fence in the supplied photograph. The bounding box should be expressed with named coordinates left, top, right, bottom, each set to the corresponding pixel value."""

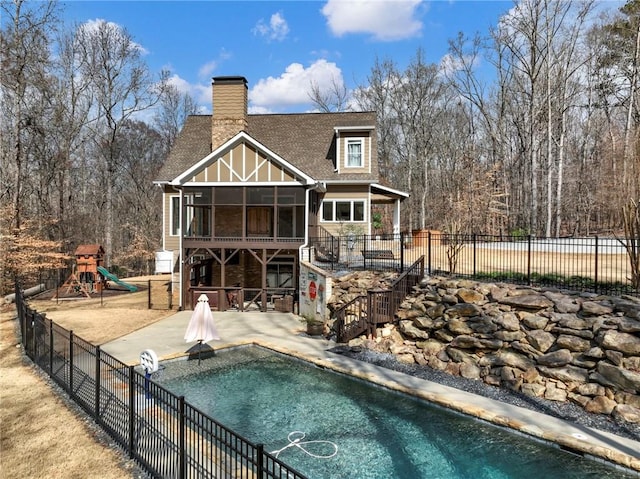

left=310, top=232, right=639, bottom=297
left=14, top=284, right=307, bottom=479
left=333, top=256, right=425, bottom=343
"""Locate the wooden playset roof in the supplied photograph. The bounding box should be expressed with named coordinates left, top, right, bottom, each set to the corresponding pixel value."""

left=74, top=244, right=105, bottom=257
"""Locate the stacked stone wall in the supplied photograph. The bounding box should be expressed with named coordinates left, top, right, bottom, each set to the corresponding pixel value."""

left=333, top=275, right=640, bottom=423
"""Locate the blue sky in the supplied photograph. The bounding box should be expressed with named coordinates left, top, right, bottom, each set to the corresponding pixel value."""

left=57, top=1, right=617, bottom=113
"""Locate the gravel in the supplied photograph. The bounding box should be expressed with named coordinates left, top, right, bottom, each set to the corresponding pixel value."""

left=330, top=345, right=640, bottom=443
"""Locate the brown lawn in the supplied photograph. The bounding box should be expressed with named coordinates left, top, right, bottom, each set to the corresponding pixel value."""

left=0, top=276, right=175, bottom=478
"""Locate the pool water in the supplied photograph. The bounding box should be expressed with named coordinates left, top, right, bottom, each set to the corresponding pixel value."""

left=157, top=347, right=635, bottom=479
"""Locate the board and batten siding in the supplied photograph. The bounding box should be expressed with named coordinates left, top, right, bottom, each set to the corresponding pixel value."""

left=184, top=142, right=299, bottom=184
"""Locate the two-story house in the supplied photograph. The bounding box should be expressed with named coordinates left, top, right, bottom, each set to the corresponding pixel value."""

left=155, top=76, right=408, bottom=310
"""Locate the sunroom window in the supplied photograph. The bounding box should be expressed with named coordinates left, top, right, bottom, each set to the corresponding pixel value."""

left=170, top=196, right=180, bottom=236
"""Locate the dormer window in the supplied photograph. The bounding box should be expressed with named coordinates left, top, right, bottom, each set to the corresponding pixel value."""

left=334, top=125, right=374, bottom=172
left=346, top=139, right=363, bottom=168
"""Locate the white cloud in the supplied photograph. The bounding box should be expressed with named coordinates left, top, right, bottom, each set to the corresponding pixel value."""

left=167, top=74, right=210, bottom=111
left=197, top=49, right=232, bottom=80
left=79, top=19, right=148, bottom=55
left=249, top=60, right=344, bottom=111
left=252, top=12, right=290, bottom=42
left=321, top=0, right=423, bottom=41
left=439, top=52, right=479, bottom=77
left=198, top=60, right=218, bottom=79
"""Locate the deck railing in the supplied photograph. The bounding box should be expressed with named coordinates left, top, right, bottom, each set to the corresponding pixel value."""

left=311, top=226, right=341, bottom=263
left=332, top=256, right=425, bottom=343
left=14, top=284, right=307, bottom=479
left=188, top=286, right=295, bottom=312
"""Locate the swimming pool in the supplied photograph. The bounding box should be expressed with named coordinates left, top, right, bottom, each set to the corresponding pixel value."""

left=157, top=347, right=636, bottom=479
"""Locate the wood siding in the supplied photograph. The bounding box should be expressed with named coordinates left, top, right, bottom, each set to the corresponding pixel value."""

left=338, top=131, right=372, bottom=174
left=319, top=184, right=370, bottom=235
left=163, top=190, right=180, bottom=252
left=184, top=142, right=299, bottom=184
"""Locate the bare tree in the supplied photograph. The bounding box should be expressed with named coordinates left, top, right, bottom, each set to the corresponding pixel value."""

left=538, top=0, right=596, bottom=237
left=308, top=75, right=350, bottom=112
left=0, top=0, right=58, bottom=230
left=73, top=19, right=168, bottom=264
left=446, top=32, right=513, bottom=234
left=153, top=82, right=199, bottom=150
left=591, top=1, right=640, bottom=228
left=353, top=57, right=402, bottom=186
left=112, top=120, right=166, bottom=274
left=494, top=0, right=550, bottom=235
left=620, top=198, right=640, bottom=290
left=44, top=27, right=94, bottom=246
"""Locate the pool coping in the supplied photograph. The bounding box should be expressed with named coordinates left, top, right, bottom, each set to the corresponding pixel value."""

left=102, top=310, right=640, bottom=475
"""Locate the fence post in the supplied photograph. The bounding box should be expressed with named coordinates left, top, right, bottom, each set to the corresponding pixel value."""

left=18, top=285, right=26, bottom=349
left=33, top=313, right=40, bottom=366
left=400, top=231, right=405, bottom=273
left=148, top=280, right=151, bottom=309
left=527, top=235, right=532, bottom=285
left=69, top=330, right=74, bottom=398
left=427, top=231, right=432, bottom=275
left=49, top=319, right=54, bottom=377
left=594, top=236, right=599, bottom=294
left=331, top=235, right=335, bottom=269
left=179, top=395, right=186, bottom=479
left=473, top=234, right=477, bottom=276
left=128, top=365, right=135, bottom=457
left=257, top=443, right=265, bottom=478
left=95, top=346, right=101, bottom=422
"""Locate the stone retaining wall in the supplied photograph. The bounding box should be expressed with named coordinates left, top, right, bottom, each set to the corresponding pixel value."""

left=335, top=275, right=640, bottom=423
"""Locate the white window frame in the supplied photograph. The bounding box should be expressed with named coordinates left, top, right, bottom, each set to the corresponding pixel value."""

left=321, top=199, right=366, bottom=222
left=170, top=193, right=199, bottom=237
left=169, top=195, right=180, bottom=236
left=345, top=138, right=364, bottom=168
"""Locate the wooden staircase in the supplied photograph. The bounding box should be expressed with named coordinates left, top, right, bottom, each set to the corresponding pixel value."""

left=332, top=256, right=425, bottom=342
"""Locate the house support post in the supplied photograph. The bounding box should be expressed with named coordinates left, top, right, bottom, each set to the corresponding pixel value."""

left=261, top=249, right=267, bottom=311
left=393, top=198, right=401, bottom=234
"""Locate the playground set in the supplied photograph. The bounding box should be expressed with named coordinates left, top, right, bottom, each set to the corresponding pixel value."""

left=54, top=244, right=138, bottom=299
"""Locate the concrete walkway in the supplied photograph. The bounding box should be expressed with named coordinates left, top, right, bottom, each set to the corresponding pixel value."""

left=102, top=311, right=640, bottom=474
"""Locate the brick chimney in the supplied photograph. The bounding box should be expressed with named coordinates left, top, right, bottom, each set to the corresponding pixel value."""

left=211, top=76, right=248, bottom=150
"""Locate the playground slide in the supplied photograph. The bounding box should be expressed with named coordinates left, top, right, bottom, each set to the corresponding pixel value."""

left=97, top=266, right=138, bottom=292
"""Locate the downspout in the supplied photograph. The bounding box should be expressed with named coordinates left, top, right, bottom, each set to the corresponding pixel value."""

left=299, top=187, right=311, bottom=261
left=299, top=182, right=327, bottom=262
left=163, top=184, right=184, bottom=309
left=176, top=186, right=184, bottom=310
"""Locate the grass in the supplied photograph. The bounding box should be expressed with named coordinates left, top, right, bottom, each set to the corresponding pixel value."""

left=0, top=277, right=174, bottom=478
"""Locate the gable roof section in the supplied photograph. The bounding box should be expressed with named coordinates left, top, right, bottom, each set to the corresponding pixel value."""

left=74, top=244, right=104, bottom=256
left=156, top=115, right=212, bottom=182
left=172, top=131, right=316, bottom=186
left=155, top=111, right=379, bottom=184
left=371, top=183, right=410, bottom=202
left=247, top=111, right=378, bottom=182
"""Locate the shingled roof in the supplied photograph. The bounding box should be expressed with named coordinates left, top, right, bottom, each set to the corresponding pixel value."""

left=155, top=111, right=379, bottom=183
